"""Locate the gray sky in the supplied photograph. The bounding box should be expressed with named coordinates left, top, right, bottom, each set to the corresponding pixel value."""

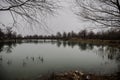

left=0, top=0, right=96, bottom=36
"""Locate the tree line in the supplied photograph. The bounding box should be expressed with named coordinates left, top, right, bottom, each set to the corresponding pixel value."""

left=0, top=28, right=120, bottom=40
left=0, top=28, right=22, bottom=40
left=54, top=29, right=120, bottom=40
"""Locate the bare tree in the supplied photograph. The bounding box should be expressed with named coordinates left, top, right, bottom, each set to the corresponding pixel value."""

left=75, top=0, right=120, bottom=28
left=0, top=0, right=59, bottom=27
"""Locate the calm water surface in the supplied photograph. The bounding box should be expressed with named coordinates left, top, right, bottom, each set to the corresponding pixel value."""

left=0, top=40, right=120, bottom=80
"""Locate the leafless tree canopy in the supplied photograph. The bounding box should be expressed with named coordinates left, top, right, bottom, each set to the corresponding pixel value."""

left=0, top=0, right=58, bottom=25
left=76, top=0, right=120, bottom=28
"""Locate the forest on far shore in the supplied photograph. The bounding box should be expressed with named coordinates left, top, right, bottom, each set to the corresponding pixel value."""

left=0, top=28, right=120, bottom=40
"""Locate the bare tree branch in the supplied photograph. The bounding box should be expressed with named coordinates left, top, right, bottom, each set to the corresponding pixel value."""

left=75, top=0, right=120, bottom=28
left=0, top=0, right=59, bottom=30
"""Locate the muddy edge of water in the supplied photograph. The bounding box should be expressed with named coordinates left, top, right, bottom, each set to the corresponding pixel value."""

left=36, top=70, right=120, bottom=80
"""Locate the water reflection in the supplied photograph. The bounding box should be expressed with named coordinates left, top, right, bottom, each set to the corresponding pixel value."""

left=0, top=55, right=2, bottom=61
left=0, top=40, right=120, bottom=61
left=56, top=41, right=92, bottom=50
left=0, top=42, right=17, bottom=53
left=7, top=60, right=12, bottom=66
left=6, top=56, right=44, bottom=67
left=97, top=46, right=120, bottom=61
left=0, top=41, right=45, bottom=68
left=0, top=40, right=120, bottom=80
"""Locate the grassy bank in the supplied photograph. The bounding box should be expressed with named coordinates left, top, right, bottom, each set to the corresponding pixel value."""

left=67, top=38, right=120, bottom=48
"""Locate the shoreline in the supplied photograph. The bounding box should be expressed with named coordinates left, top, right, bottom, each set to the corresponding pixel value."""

left=67, top=38, right=120, bottom=48
left=0, top=38, right=120, bottom=48
left=36, top=70, right=120, bottom=80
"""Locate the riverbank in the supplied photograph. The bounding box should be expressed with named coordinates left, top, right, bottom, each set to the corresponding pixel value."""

left=1, top=38, right=120, bottom=48
left=36, top=70, right=120, bottom=80
left=67, top=38, right=120, bottom=48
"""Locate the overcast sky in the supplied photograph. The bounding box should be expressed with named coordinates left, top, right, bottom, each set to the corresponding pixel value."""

left=0, top=0, right=97, bottom=36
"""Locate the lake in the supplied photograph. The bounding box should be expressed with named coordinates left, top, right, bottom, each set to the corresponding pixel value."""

left=0, top=40, right=120, bottom=80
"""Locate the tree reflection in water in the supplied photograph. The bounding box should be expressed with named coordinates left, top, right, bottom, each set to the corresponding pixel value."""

left=97, top=46, right=120, bottom=61
left=55, top=41, right=120, bottom=62
left=0, top=41, right=45, bottom=67
left=0, top=42, right=18, bottom=53
left=0, top=40, right=120, bottom=72
left=0, top=40, right=120, bottom=62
